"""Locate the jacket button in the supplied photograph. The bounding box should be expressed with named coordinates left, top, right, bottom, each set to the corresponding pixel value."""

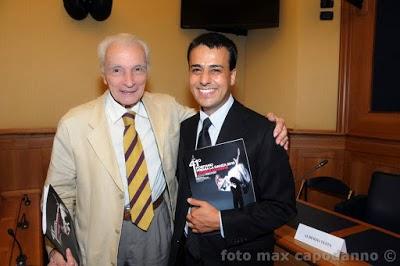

left=115, top=229, right=120, bottom=234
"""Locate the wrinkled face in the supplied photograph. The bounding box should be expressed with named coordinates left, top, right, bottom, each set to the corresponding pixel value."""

left=102, top=42, right=147, bottom=107
left=189, top=45, right=236, bottom=115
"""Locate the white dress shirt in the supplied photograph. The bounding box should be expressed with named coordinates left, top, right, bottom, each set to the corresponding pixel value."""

left=188, top=94, right=234, bottom=237
left=105, top=92, right=166, bottom=207
left=196, top=95, right=234, bottom=148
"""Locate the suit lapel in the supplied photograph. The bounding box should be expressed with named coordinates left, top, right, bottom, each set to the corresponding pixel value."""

left=87, top=93, right=123, bottom=192
left=185, top=101, right=248, bottom=146
left=217, top=100, right=248, bottom=144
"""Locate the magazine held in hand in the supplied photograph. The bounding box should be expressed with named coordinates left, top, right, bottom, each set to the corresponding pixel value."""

left=42, top=184, right=80, bottom=264
left=186, top=138, right=256, bottom=210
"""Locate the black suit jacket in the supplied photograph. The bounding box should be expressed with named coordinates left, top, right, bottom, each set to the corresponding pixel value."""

left=169, top=100, right=296, bottom=266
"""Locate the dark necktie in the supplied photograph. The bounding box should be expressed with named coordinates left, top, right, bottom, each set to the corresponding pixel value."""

left=197, top=118, right=212, bottom=149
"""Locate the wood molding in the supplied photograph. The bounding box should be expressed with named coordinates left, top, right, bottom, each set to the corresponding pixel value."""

left=338, top=0, right=400, bottom=140
left=0, top=128, right=55, bottom=135
left=337, top=0, right=352, bottom=133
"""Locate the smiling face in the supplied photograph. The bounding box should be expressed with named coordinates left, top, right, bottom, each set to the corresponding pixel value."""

left=102, top=42, right=147, bottom=107
left=189, top=45, right=236, bottom=115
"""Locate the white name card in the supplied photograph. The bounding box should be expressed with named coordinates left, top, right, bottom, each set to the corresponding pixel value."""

left=294, top=223, right=347, bottom=257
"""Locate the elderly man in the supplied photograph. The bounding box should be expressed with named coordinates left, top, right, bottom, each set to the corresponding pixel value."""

left=44, top=33, right=288, bottom=266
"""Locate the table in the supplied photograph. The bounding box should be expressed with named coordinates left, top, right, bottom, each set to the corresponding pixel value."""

left=274, top=200, right=400, bottom=265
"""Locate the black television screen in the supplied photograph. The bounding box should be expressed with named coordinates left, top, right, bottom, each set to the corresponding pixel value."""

left=181, top=0, right=279, bottom=35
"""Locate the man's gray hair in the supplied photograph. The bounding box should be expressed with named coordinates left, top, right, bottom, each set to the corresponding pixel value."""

left=97, top=33, right=150, bottom=73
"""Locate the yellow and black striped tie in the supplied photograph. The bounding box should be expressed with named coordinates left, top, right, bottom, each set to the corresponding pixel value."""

left=123, top=112, right=154, bottom=231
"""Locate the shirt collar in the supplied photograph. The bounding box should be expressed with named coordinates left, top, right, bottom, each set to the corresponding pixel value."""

left=105, top=91, right=148, bottom=124
left=199, top=94, right=234, bottom=131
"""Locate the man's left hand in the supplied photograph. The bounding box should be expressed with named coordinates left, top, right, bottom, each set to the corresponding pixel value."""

left=267, top=112, right=289, bottom=150
left=187, top=198, right=220, bottom=233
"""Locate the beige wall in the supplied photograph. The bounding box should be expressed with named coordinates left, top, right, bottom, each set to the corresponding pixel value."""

left=0, top=0, right=246, bottom=128
left=0, top=0, right=340, bottom=130
left=244, top=0, right=341, bottom=130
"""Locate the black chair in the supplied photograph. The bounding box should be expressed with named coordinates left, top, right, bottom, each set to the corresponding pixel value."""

left=335, top=171, right=400, bottom=234
left=297, top=176, right=353, bottom=201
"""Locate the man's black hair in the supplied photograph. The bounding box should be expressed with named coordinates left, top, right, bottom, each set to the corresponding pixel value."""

left=187, top=32, right=238, bottom=71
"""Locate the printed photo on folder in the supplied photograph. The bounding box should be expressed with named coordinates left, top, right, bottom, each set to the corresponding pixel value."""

left=185, top=138, right=256, bottom=210
left=42, top=184, right=80, bottom=264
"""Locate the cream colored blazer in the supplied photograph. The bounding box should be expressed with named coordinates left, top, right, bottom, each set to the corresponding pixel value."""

left=44, top=91, right=194, bottom=265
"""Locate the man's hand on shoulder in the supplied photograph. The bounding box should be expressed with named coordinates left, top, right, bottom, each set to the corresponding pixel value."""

left=48, top=248, right=77, bottom=266
left=187, top=198, right=220, bottom=233
left=266, top=112, right=289, bottom=150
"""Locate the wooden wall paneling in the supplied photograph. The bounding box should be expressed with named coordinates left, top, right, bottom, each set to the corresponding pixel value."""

left=40, top=148, right=52, bottom=187
left=0, top=127, right=398, bottom=225
left=289, top=132, right=400, bottom=209
left=337, top=0, right=370, bottom=132
left=2, top=149, right=44, bottom=191
left=346, top=135, right=400, bottom=158
left=289, top=132, right=347, bottom=209
left=344, top=151, right=400, bottom=195
left=340, top=0, right=400, bottom=140
left=296, top=149, right=346, bottom=210
left=0, top=132, right=54, bottom=193
left=293, top=150, right=342, bottom=182
left=346, top=0, right=375, bottom=135
left=290, top=132, right=346, bottom=179
left=343, top=136, right=400, bottom=194
left=337, top=0, right=351, bottom=133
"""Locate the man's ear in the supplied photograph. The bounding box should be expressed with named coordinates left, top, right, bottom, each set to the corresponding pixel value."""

left=101, top=74, right=108, bottom=85
left=230, top=69, right=237, bottom=86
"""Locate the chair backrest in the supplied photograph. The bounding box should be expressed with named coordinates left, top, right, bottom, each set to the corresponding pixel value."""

left=297, top=176, right=353, bottom=201
left=365, top=171, right=400, bottom=234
